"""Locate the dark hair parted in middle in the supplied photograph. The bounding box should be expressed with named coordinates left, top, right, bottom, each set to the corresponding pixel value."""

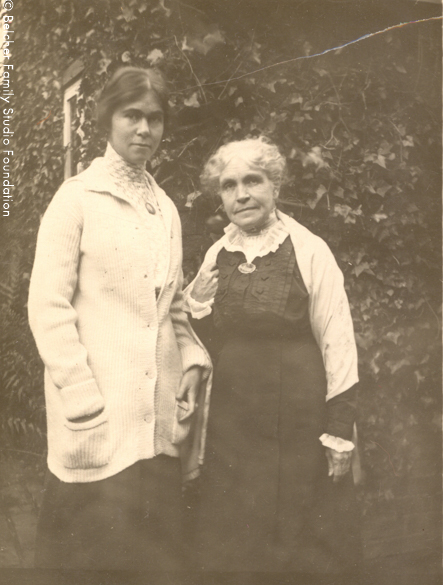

left=97, top=67, right=169, bottom=133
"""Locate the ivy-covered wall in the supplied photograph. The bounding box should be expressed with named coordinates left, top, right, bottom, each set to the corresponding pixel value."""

left=1, top=0, right=441, bottom=539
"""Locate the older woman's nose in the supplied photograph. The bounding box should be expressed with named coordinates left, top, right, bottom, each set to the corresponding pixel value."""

left=236, top=185, right=250, bottom=202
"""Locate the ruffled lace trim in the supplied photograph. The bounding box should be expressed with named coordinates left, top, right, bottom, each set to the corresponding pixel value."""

left=223, top=220, right=289, bottom=263
left=104, top=142, right=146, bottom=184
left=103, top=142, right=161, bottom=213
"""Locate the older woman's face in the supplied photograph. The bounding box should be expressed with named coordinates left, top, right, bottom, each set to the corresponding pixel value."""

left=109, top=90, right=164, bottom=166
left=219, top=158, right=276, bottom=232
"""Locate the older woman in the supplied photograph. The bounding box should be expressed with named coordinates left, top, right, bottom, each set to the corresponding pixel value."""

left=185, top=137, right=361, bottom=574
left=28, top=67, right=210, bottom=570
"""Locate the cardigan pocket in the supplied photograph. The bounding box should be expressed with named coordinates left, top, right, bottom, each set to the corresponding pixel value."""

left=61, top=411, right=111, bottom=469
left=171, top=401, right=192, bottom=445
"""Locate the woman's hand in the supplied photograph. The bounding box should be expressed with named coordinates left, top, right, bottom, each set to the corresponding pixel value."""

left=191, top=261, right=219, bottom=304
left=325, top=447, right=352, bottom=483
left=176, top=366, right=203, bottom=421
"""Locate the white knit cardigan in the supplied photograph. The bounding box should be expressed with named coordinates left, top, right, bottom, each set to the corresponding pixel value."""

left=28, top=157, right=211, bottom=483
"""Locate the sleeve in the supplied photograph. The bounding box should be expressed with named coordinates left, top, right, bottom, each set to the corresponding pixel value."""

left=28, top=182, right=105, bottom=421
left=186, top=296, right=214, bottom=319
left=182, top=241, right=222, bottom=319
left=168, top=209, right=212, bottom=375
left=307, top=239, right=359, bottom=400
left=319, top=384, right=357, bottom=449
left=324, top=384, right=357, bottom=439
left=169, top=270, right=212, bottom=374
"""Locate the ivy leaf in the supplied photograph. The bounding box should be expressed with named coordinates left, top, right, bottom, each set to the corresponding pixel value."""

left=334, top=186, right=344, bottom=198
left=185, top=27, right=224, bottom=55
left=376, top=184, right=391, bottom=197
left=375, top=154, right=386, bottom=169
left=353, top=262, right=375, bottom=277
left=184, top=93, right=200, bottom=108
left=386, top=358, right=411, bottom=374
left=306, top=185, right=326, bottom=209
left=369, top=351, right=381, bottom=375
left=303, top=147, right=328, bottom=169
left=288, top=95, right=303, bottom=105
left=152, top=0, right=172, bottom=18
left=147, top=49, right=164, bottom=64
left=97, top=58, right=112, bottom=75
left=121, top=51, right=132, bottom=63
left=185, top=191, right=201, bottom=208
left=120, top=5, right=137, bottom=22
left=385, top=331, right=401, bottom=344
left=263, top=81, right=277, bottom=93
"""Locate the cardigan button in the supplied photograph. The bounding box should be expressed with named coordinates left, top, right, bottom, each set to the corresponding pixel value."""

left=144, top=413, right=153, bottom=424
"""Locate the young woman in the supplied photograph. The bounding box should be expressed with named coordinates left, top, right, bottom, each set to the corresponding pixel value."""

left=28, top=67, right=210, bottom=570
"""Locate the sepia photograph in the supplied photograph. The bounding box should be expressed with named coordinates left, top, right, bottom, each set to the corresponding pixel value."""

left=0, top=1, right=441, bottom=584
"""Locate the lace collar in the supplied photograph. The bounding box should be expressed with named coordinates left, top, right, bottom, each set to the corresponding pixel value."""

left=103, top=142, right=146, bottom=186
left=223, top=219, right=289, bottom=263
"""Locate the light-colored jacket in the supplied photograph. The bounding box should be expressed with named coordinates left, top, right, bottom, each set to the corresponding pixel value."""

left=28, top=157, right=211, bottom=483
left=184, top=210, right=358, bottom=401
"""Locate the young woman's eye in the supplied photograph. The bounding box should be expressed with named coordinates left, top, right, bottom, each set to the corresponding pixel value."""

left=149, top=113, right=163, bottom=125
left=126, top=112, right=140, bottom=121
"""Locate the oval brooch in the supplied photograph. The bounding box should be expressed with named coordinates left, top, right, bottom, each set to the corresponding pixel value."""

left=145, top=202, right=156, bottom=215
left=238, top=262, right=256, bottom=274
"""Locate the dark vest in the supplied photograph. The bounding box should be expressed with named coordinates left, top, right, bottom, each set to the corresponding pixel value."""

left=213, top=236, right=312, bottom=339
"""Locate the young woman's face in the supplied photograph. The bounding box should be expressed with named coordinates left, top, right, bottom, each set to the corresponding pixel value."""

left=219, top=158, right=277, bottom=232
left=109, top=90, right=164, bottom=166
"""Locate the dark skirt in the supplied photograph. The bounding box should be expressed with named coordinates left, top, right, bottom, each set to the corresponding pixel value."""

left=197, top=333, right=361, bottom=573
left=35, top=455, right=185, bottom=571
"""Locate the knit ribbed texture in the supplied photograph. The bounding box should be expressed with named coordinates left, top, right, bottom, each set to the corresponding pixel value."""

left=29, top=156, right=211, bottom=483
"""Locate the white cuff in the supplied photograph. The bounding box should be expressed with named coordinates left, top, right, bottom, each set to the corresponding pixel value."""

left=180, top=344, right=211, bottom=374
left=319, top=433, right=354, bottom=452
left=187, top=295, right=214, bottom=319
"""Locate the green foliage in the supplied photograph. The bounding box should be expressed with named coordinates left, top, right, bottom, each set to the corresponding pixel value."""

left=0, top=306, right=46, bottom=452
left=3, top=0, right=441, bottom=505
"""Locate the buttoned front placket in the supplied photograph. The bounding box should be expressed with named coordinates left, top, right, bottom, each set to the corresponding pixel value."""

left=89, top=147, right=170, bottom=459
left=130, top=198, right=170, bottom=458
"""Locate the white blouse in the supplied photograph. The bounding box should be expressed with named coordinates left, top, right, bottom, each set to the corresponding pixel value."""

left=104, top=143, right=169, bottom=291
